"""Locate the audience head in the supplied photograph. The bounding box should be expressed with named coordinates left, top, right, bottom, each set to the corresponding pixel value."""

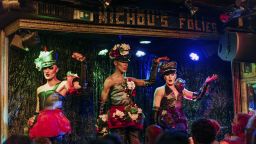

left=145, top=124, right=163, bottom=144
left=232, top=113, right=251, bottom=136
left=209, top=119, right=221, bottom=135
left=3, top=135, right=31, bottom=144
left=32, top=137, right=52, bottom=144
left=156, top=129, right=189, bottom=144
left=191, top=118, right=216, bottom=144
left=102, top=133, right=122, bottom=144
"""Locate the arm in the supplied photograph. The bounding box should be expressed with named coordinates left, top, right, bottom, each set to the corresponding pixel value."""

left=152, top=87, right=164, bottom=124
left=183, top=74, right=218, bottom=101
left=132, top=56, right=169, bottom=87
left=99, top=78, right=112, bottom=115
left=35, top=88, right=40, bottom=113
left=55, top=81, right=68, bottom=96
left=28, top=88, right=40, bottom=127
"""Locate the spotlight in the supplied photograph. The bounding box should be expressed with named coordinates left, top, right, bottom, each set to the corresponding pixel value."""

left=98, top=49, right=108, bottom=55
left=10, top=31, right=40, bottom=51
left=139, top=40, right=151, bottom=44
left=136, top=50, right=146, bottom=57
left=189, top=52, right=199, bottom=61
left=185, top=0, right=198, bottom=16
left=103, top=0, right=111, bottom=8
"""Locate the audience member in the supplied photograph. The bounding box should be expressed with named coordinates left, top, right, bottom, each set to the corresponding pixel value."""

left=245, top=114, right=256, bottom=144
left=32, top=137, right=52, bottom=144
left=145, top=124, right=163, bottom=144
left=156, top=129, right=189, bottom=144
left=191, top=118, right=217, bottom=144
left=3, top=135, right=31, bottom=144
left=102, top=133, right=122, bottom=144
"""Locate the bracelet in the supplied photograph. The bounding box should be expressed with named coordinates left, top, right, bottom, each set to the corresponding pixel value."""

left=34, top=112, right=39, bottom=115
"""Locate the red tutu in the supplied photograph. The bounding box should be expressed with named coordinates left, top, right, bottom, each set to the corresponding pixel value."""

left=29, top=109, right=71, bottom=138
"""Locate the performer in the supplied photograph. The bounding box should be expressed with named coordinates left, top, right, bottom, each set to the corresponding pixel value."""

left=96, top=43, right=168, bottom=144
left=152, top=61, right=218, bottom=131
left=28, top=50, right=80, bottom=142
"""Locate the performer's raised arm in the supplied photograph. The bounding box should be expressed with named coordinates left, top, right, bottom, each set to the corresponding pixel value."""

left=130, top=56, right=169, bottom=87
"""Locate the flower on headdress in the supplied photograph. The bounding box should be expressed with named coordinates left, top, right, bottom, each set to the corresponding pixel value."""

left=34, top=50, right=56, bottom=71
left=66, top=71, right=79, bottom=78
left=109, top=43, right=131, bottom=60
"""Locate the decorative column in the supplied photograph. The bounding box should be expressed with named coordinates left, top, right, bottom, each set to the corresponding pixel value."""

left=0, top=30, right=9, bottom=143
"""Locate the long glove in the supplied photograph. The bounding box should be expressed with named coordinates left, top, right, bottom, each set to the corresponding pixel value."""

left=192, top=82, right=209, bottom=101
left=153, top=107, right=160, bottom=124
left=144, top=59, right=158, bottom=86
left=99, top=101, right=107, bottom=115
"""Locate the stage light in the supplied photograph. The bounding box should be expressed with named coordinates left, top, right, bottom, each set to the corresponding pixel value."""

left=139, top=40, right=151, bottom=44
left=185, top=0, right=198, bottom=16
left=189, top=52, right=199, bottom=61
left=103, top=0, right=111, bottom=8
left=136, top=50, right=146, bottom=57
left=98, top=49, right=108, bottom=55
left=10, top=31, right=40, bottom=51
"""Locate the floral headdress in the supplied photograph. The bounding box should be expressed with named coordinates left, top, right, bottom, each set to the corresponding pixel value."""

left=109, top=43, right=131, bottom=62
left=66, top=71, right=79, bottom=78
left=34, top=50, right=56, bottom=71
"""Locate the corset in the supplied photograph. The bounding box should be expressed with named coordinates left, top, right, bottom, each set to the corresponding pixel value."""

left=38, top=83, right=64, bottom=110
left=109, top=79, right=135, bottom=106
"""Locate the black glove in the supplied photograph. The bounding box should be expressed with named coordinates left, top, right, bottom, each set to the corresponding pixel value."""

left=192, top=83, right=209, bottom=101
left=144, top=59, right=158, bottom=86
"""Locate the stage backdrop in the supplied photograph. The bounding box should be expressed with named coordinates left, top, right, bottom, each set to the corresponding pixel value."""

left=8, top=32, right=233, bottom=143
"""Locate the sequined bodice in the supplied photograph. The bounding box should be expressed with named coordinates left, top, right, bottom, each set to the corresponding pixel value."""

left=160, top=85, right=183, bottom=110
left=109, top=79, right=134, bottom=106
left=38, top=83, right=64, bottom=110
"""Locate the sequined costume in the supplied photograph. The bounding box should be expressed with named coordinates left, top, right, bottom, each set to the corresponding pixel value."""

left=29, top=83, right=71, bottom=138
left=156, top=85, right=188, bottom=131
left=107, top=78, right=144, bottom=129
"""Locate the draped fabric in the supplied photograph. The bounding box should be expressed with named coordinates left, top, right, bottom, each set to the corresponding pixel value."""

left=232, top=61, right=241, bottom=114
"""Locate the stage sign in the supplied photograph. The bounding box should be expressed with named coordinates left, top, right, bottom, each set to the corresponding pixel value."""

left=35, top=2, right=217, bottom=33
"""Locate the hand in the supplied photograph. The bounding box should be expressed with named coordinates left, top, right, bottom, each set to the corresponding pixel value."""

left=72, top=52, right=86, bottom=62
left=27, top=115, right=36, bottom=127
left=205, top=74, right=218, bottom=84
left=155, top=56, right=170, bottom=63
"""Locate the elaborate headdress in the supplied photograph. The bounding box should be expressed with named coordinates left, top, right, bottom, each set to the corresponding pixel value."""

left=160, top=61, right=177, bottom=75
left=109, top=43, right=131, bottom=62
left=66, top=71, right=79, bottom=78
left=34, top=50, right=56, bottom=71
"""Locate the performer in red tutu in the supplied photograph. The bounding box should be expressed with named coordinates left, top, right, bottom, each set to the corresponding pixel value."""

left=28, top=50, right=80, bottom=142
left=96, top=43, right=168, bottom=144
left=152, top=61, right=218, bottom=131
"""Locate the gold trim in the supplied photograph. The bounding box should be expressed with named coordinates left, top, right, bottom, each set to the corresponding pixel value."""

left=4, top=19, right=219, bottom=40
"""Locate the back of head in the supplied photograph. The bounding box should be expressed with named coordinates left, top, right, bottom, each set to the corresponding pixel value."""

left=209, top=119, right=221, bottom=135
left=145, top=124, right=163, bottom=144
left=102, top=133, right=122, bottom=144
left=32, top=137, right=52, bottom=144
left=233, top=113, right=251, bottom=136
left=4, top=135, right=31, bottom=144
left=156, top=129, right=189, bottom=144
left=191, top=118, right=216, bottom=144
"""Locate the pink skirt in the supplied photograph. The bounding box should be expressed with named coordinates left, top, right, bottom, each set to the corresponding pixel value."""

left=29, top=109, right=71, bottom=138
